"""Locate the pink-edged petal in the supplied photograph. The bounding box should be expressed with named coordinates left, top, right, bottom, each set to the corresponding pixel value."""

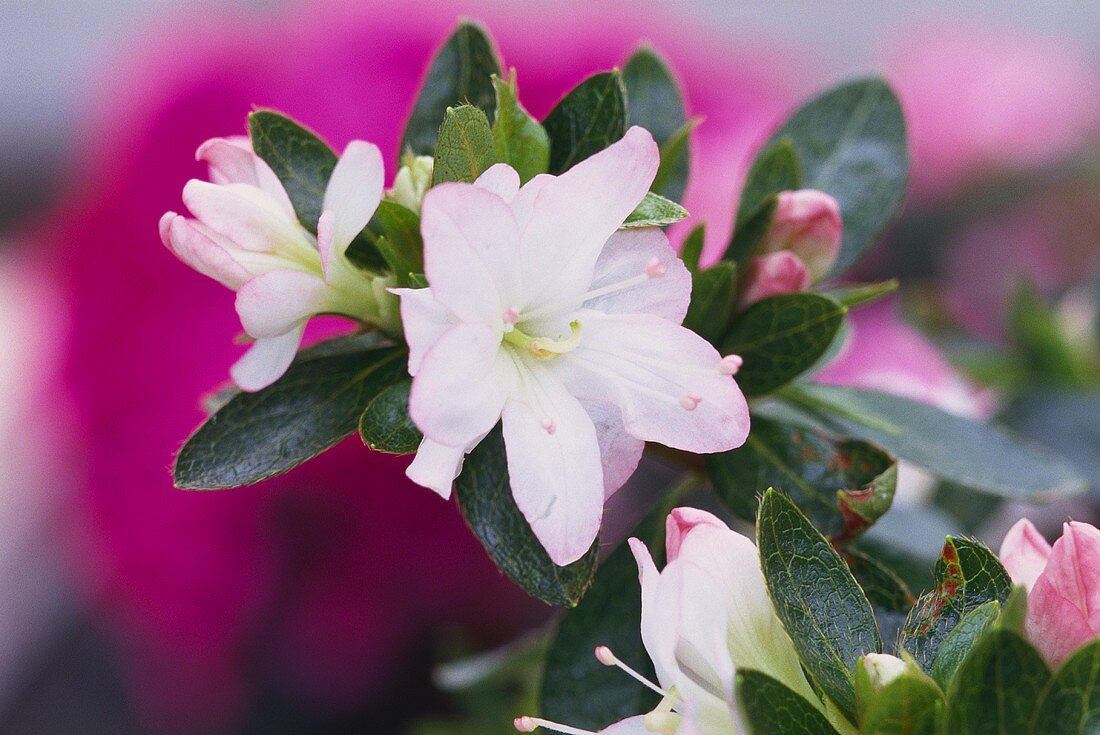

left=409, top=323, right=513, bottom=448
left=585, top=228, right=691, bottom=322
left=502, top=370, right=604, bottom=566
left=738, top=250, right=811, bottom=308
left=322, top=140, right=384, bottom=254
left=160, top=213, right=250, bottom=289
left=581, top=399, right=644, bottom=498
left=393, top=287, right=458, bottom=375
left=183, top=179, right=310, bottom=252
left=229, top=326, right=304, bottom=392
left=235, top=270, right=331, bottom=338
left=1026, top=521, right=1100, bottom=666
left=629, top=536, right=679, bottom=687
left=509, top=172, right=554, bottom=231
left=420, top=183, right=523, bottom=324
left=520, top=127, right=659, bottom=308
left=405, top=437, right=468, bottom=500
left=559, top=311, right=750, bottom=454
left=474, top=163, right=521, bottom=202
left=999, top=518, right=1052, bottom=591
left=195, top=136, right=294, bottom=215
left=665, top=507, right=729, bottom=563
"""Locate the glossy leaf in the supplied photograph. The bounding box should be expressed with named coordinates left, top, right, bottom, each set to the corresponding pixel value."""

left=249, top=110, right=337, bottom=234
left=402, top=21, right=501, bottom=155
left=945, top=629, right=1049, bottom=735
left=543, top=71, right=627, bottom=174
left=1032, top=639, right=1100, bottom=734
left=491, top=70, right=549, bottom=183
left=621, top=191, right=688, bottom=228
left=727, top=138, right=801, bottom=263
left=679, top=223, right=705, bottom=273
left=736, top=669, right=840, bottom=735
left=373, top=200, right=424, bottom=285
left=358, top=378, right=421, bottom=455
left=930, top=600, right=999, bottom=690
left=453, top=428, right=598, bottom=607
left=623, top=46, right=690, bottom=201
left=857, top=665, right=944, bottom=735
left=432, top=105, right=499, bottom=184
left=682, top=262, right=736, bottom=345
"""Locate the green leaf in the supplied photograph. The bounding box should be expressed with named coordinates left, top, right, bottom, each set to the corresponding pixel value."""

left=779, top=383, right=1089, bottom=501
left=358, top=378, right=421, bottom=455
left=709, top=417, right=896, bottom=541
left=721, top=293, right=847, bottom=396
left=453, top=428, right=598, bottom=606
left=1032, top=638, right=1100, bottom=734
left=432, top=105, right=499, bottom=184
left=540, top=506, right=667, bottom=729
left=491, top=70, right=550, bottom=183
left=402, top=21, right=501, bottom=155
left=543, top=71, right=628, bottom=174
left=683, top=262, right=737, bottom=345
left=680, top=224, right=705, bottom=273
left=930, top=600, right=1000, bottom=690
left=622, top=46, right=690, bottom=201
left=759, top=77, right=908, bottom=277
left=857, top=665, right=944, bottom=735
left=846, top=550, right=914, bottom=646
left=249, top=110, right=337, bottom=233
left=899, top=536, right=1011, bottom=673
left=826, top=279, right=899, bottom=309
left=174, top=338, right=408, bottom=488
left=727, top=138, right=801, bottom=263
left=945, top=629, right=1049, bottom=735
left=736, top=669, right=840, bottom=735
left=373, top=200, right=424, bottom=285
left=621, top=191, right=688, bottom=228
left=756, top=489, right=881, bottom=723
left=1010, top=281, right=1091, bottom=387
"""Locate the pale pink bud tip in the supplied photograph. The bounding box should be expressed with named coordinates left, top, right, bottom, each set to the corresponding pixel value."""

left=644, top=257, right=666, bottom=278
left=719, top=354, right=743, bottom=375
left=515, top=717, right=538, bottom=732
left=678, top=393, right=702, bottom=410
left=541, top=417, right=557, bottom=435
left=594, top=645, right=617, bottom=666
left=503, top=306, right=520, bottom=325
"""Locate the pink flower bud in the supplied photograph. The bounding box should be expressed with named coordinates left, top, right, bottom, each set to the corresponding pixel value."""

left=763, top=190, right=842, bottom=282
left=737, top=250, right=811, bottom=308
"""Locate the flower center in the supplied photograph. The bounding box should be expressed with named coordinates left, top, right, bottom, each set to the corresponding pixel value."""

left=502, top=319, right=583, bottom=359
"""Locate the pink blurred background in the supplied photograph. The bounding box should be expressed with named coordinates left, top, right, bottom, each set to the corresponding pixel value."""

left=1, top=1, right=1098, bottom=732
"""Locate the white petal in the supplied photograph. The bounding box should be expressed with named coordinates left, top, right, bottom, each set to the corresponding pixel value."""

left=502, top=369, right=604, bottom=566
left=229, top=326, right=304, bottom=392
left=599, top=716, right=651, bottom=735
left=393, top=287, right=458, bottom=375
left=519, top=127, right=658, bottom=309
left=409, top=323, right=513, bottom=447
left=585, top=228, right=691, bottom=322
left=581, top=399, right=644, bottom=498
left=474, top=163, right=521, bottom=202
left=317, top=209, right=337, bottom=282
left=183, top=179, right=311, bottom=253
left=322, top=140, right=384, bottom=253
left=195, top=136, right=295, bottom=215
left=559, top=311, right=750, bottom=453
left=630, top=537, right=678, bottom=688
left=161, top=213, right=250, bottom=290
left=420, top=183, right=523, bottom=324
left=405, top=437, right=468, bottom=500
left=508, top=173, right=554, bottom=231
left=235, top=270, right=332, bottom=338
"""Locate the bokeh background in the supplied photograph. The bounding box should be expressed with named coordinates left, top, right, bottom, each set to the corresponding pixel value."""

left=1, top=1, right=1098, bottom=732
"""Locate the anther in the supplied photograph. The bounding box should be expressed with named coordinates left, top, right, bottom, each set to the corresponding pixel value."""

left=678, top=393, right=702, bottom=410
left=592, top=645, right=672, bottom=699
left=644, top=257, right=666, bottom=278
left=513, top=715, right=596, bottom=735
left=719, top=354, right=743, bottom=375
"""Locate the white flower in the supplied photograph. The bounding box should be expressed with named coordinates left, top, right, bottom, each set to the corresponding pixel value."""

left=160, top=136, right=399, bottom=391
left=397, top=127, right=750, bottom=565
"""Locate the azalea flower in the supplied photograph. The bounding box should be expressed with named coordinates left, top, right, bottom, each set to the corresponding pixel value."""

left=999, top=518, right=1100, bottom=666
left=515, top=508, right=853, bottom=734
left=738, top=189, right=842, bottom=308
left=160, top=135, right=400, bottom=391
left=397, top=128, right=750, bottom=565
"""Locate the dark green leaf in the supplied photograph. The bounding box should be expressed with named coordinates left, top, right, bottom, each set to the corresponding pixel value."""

left=1032, top=638, right=1100, bottom=734
left=857, top=665, right=944, bottom=735
left=846, top=550, right=915, bottom=647
left=930, top=600, right=999, bottom=690
left=543, top=71, right=627, bottom=174
left=727, top=138, right=801, bottom=263
left=1010, top=281, right=1091, bottom=387
left=736, top=669, right=840, bottom=735
left=622, top=192, right=688, bottom=228
left=757, top=489, right=881, bottom=722
left=358, top=378, right=421, bottom=455
left=454, top=428, right=598, bottom=607
left=373, top=200, right=424, bottom=286
left=826, top=279, right=900, bottom=309
left=680, top=224, right=705, bottom=273
left=710, top=417, right=896, bottom=542
left=761, top=77, right=908, bottom=277
left=402, top=21, right=501, bottom=155
left=683, top=262, right=737, bottom=345
left=175, top=339, right=408, bottom=488
left=650, top=118, right=697, bottom=202
left=899, top=537, right=1011, bottom=673
left=432, top=105, right=499, bottom=184
left=721, top=293, right=847, bottom=396
left=249, top=110, right=337, bottom=233
left=491, top=70, right=549, bottom=183
left=622, top=46, right=690, bottom=201
left=945, top=629, right=1049, bottom=735
left=780, top=383, right=1089, bottom=501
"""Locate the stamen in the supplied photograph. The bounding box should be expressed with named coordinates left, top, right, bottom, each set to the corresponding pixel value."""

left=593, top=646, right=672, bottom=699
left=520, top=258, right=662, bottom=322
left=527, top=321, right=583, bottom=358
left=503, top=306, right=520, bottom=333
left=645, top=257, right=666, bottom=278
left=718, top=354, right=743, bottom=375
left=678, top=393, right=702, bottom=410
left=541, top=417, right=557, bottom=435
left=514, top=716, right=597, bottom=735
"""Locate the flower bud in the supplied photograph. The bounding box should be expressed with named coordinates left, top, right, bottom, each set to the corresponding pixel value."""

left=763, top=189, right=842, bottom=282
left=861, top=653, right=908, bottom=690
left=387, top=154, right=434, bottom=213
left=737, top=250, right=811, bottom=308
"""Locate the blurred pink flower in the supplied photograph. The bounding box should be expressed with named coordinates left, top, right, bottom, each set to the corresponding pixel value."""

left=1000, top=518, right=1100, bottom=667
left=40, top=0, right=795, bottom=728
